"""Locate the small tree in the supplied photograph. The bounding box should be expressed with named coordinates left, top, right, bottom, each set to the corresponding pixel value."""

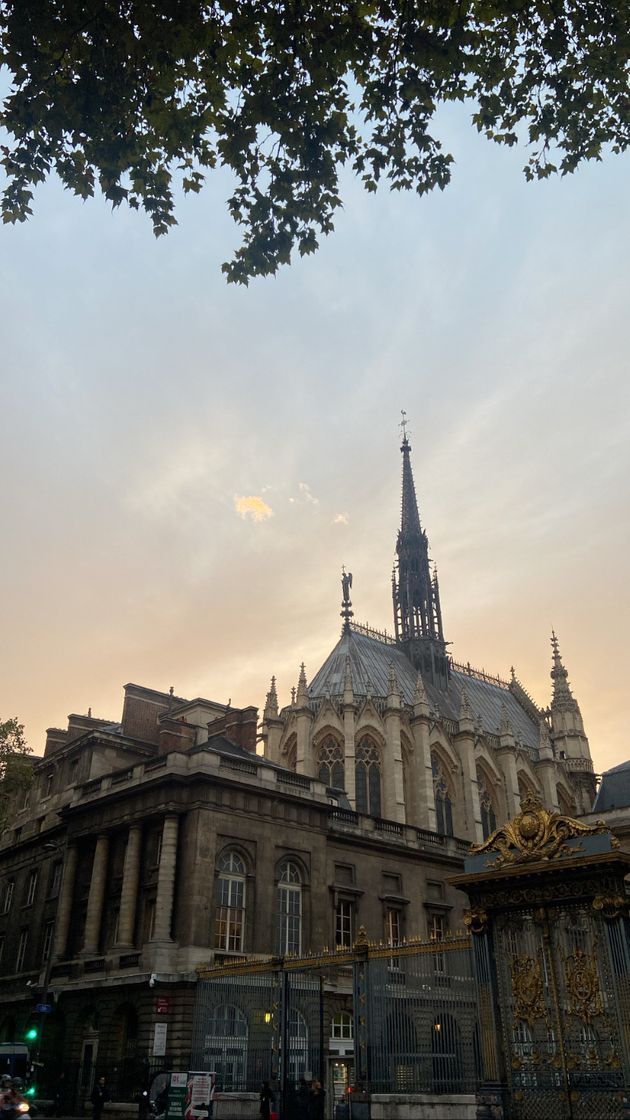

left=0, top=719, right=34, bottom=832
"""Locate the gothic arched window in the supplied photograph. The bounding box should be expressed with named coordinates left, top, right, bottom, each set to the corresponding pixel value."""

left=477, top=769, right=497, bottom=840
left=432, top=755, right=453, bottom=837
left=277, top=861, right=302, bottom=955
left=215, top=850, right=246, bottom=952
left=355, top=737, right=381, bottom=818
left=318, top=736, right=345, bottom=790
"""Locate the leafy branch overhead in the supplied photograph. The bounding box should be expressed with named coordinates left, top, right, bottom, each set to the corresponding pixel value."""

left=2, top=2, right=630, bottom=282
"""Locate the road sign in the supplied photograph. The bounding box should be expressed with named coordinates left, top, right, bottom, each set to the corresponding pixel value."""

left=34, top=1004, right=52, bottom=1013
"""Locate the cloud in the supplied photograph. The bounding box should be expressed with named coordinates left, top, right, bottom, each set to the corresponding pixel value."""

left=333, top=513, right=349, bottom=525
left=298, top=481, right=319, bottom=504
left=234, top=495, right=274, bottom=522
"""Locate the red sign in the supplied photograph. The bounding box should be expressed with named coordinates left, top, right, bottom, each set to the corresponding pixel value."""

left=155, top=997, right=171, bottom=1014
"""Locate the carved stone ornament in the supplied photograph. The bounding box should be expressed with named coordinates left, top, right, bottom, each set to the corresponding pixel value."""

left=592, top=893, right=627, bottom=921
left=463, top=907, right=488, bottom=935
left=470, top=795, right=611, bottom=868
left=564, top=948, right=604, bottom=1024
left=511, top=955, right=547, bottom=1027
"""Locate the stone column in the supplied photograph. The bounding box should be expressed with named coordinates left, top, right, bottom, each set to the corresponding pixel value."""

left=83, top=834, right=109, bottom=956
left=53, top=845, right=78, bottom=959
left=151, top=815, right=179, bottom=942
left=116, top=824, right=143, bottom=948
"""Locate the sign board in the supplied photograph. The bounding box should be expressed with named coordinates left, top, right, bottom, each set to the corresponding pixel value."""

left=184, top=1073, right=216, bottom=1120
left=152, top=1022, right=168, bottom=1058
left=156, top=997, right=171, bottom=1014
left=35, top=1004, right=53, bottom=1014
left=167, top=1073, right=187, bottom=1120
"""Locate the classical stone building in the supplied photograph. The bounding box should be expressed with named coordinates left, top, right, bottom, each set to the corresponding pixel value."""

left=0, top=681, right=466, bottom=1106
left=0, top=430, right=597, bottom=1110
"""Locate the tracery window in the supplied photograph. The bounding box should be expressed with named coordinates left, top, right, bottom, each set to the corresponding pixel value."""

left=476, top=770, right=497, bottom=840
left=215, top=850, right=246, bottom=953
left=277, top=861, right=302, bottom=955
left=432, top=756, right=453, bottom=837
left=355, top=737, right=381, bottom=817
left=318, top=736, right=345, bottom=790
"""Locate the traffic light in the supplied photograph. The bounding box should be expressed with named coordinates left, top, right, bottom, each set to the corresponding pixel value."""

left=25, top=1086, right=36, bottom=1098
left=24, top=1026, right=39, bottom=1043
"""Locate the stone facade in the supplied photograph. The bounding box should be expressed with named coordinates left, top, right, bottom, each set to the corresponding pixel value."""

left=262, top=434, right=596, bottom=845
left=0, top=683, right=466, bottom=1106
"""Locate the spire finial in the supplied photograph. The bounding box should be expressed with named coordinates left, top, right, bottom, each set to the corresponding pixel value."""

left=550, top=630, right=578, bottom=711
left=264, top=675, right=279, bottom=718
left=400, top=408, right=409, bottom=444
left=340, top=567, right=354, bottom=634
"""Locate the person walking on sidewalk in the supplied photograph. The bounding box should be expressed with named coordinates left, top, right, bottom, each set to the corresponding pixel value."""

left=91, top=1077, right=110, bottom=1120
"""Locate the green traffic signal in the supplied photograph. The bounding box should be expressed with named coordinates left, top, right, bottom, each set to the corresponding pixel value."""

left=25, top=1087, right=36, bottom=1098
left=24, top=1027, right=39, bottom=1042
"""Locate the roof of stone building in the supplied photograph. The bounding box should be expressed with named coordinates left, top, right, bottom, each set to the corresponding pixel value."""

left=308, top=626, right=541, bottom=751
left=592, top=760, right=630, bottom=812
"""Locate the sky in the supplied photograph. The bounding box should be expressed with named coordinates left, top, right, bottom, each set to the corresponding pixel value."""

left=1, top=101, right=629, bottom=778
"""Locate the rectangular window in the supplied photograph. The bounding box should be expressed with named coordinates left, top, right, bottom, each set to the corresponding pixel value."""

left=26, top=871, right=38, bottom=907
left=428, top=912, right=446, bottom=941
left=385, top=908, right=401, bottom=968
left=335, top=900, right=353, bottom=948
left=277, top=885, right=302, bottom=955
left=42, top=920, right=55, bottom=962
left=214, top=878, right=245, bottom=952
left=428, top=911, right=446, bottom=974
left=383, top=872, right=401, bottom=893
left=50, top=862, right=63, bottom=897
left=44, top=772, right=54, bottom=798
left=3, top=881, right=14, bottom=914
left=142, top=899, right=156, bottom=943
left=16, top=929, right=29, bottom=971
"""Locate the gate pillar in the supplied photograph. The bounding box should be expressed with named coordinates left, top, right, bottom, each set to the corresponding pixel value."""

left=452, top=797, right=630, bottom=1120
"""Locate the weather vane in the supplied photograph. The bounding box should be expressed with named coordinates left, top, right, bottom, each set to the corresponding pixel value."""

left=400, top=409, right=409, bottom=441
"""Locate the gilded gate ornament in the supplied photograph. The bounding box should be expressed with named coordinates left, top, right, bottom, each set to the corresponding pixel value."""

left=511, top=955, right=547, bottom=1026
left=463, top=907, right=488, bottom=935
left=470, top=795, right=610, bottom=867
left=564, top=948, right=604, bottom=1024
left=592, top=893, right=628, bottom=921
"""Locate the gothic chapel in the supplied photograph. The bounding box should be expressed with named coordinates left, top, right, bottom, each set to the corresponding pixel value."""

left=261, top=430, right=596, bottom=842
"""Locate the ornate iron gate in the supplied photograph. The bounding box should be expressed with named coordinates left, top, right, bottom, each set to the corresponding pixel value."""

left=455, top=797, right=630, bottom=1120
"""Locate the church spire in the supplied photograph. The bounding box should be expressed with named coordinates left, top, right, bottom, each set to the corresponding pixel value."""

left=392, top=413, right=449, bottom=688
left=550, top=630, right=579, bottom=712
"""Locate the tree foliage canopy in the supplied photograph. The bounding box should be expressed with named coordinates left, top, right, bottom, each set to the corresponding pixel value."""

left=2, top=1, right=630, bottom=282
left=0, top=718, right=33, bottom=832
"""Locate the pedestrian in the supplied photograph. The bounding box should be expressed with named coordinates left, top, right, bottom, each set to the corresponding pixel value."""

left=54, top=1071, right=67, bottom=1118
left=259, top=1081, right=274, bottom=1120
left=307, top=1080, right=325, bottom=1120
left=296, top=1078, right=310, bottom=1119
left=91, top=1076, right=109, bottom=1120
